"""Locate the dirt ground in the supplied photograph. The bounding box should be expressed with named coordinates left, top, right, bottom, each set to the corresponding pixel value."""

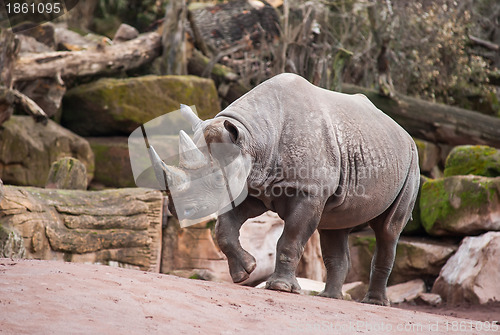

left=0, top=259, right=498, bottom=334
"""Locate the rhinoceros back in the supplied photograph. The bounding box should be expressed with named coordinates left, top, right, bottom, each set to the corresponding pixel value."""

left=217, top=73, right=418, bottom=227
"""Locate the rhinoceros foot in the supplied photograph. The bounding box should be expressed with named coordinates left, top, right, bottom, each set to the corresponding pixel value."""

left=227, top=250, right=256, bottom=283
left=265, top=275, right=301, bottom=294
left=361, top=296, right=390, bottom=306
left=317, top=290, right=343, bottom=299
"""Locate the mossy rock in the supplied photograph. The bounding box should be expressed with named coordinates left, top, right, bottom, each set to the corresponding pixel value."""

left=45, top=157, right=88, bottom=190
left=62, top=75, right=220, bottom=136
left=348, top=231, right=456, bottom=285
left=413, top=138, right=440, bottom=173
left=420, top=175, right=500, bottom=236
left=0, top=116, right=94, bottom=187
left=444, top=145, right=500, bottom=177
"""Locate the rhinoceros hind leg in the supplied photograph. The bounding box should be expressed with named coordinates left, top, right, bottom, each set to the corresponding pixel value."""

left=317, top=228, right=351, bottom=299
left=362, top=163, right=419, bottom=306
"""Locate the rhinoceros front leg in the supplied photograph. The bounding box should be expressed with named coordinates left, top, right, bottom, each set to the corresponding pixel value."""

left=215, top=197, right=266, bottom=283
left=266, top=196, right=323, bottom=293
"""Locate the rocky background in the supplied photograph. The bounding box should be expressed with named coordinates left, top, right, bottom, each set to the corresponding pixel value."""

left=1, top=0, right=500, bottom=314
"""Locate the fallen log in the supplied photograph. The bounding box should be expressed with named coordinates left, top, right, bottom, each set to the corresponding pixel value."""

left=342, top=84, right=500, bottom=148
left=0, top=186, right=163, bottom=272
left=12, top=32, right=162, bottom=83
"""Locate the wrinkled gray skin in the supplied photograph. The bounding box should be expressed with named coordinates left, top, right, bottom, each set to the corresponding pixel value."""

left=168, top=73, right=420, bottom=306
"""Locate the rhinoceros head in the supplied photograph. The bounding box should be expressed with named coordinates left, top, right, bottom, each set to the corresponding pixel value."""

left=150, top=105, right=250, bottom=226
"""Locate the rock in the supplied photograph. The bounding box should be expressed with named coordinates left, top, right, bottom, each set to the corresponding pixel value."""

left=296, top=230, right=326, bottom=281
left=113, top=23, right=139, bottom=42
left=16, top=22, right=56, bottom=49
left=15, top=78, right=66, bottom=118
left=54, top=25, right=97, bottom=51
left=414, top=138, right=440, bottom=173
left=161, top=211, right=324, bottom=285
left=88, top=136, right=179, bottom=188
left=45, top=157, right=88, bottom=190
left=347, top=231, right=457, bottom=285
left=342, top=281, right=367, bottom=301
left=61, top=75, right=220, bottom=136
left=444, top=145, right=500, bottom=177
left=0, top=185, right=163, bottom=271
left=432, top=231, right=500, bottom=304
left=294, top=277, right=325, bottom=296
left=417, top=293, right=442, bottom=306
left=387, top=279, right=426, bottom=304
left=0, top=178, right=3, bottom=202
left=17, top=34, right=53, bottom=53
left=0, top=116, right=94, bottom=187
left=87, top=137, right=135, bottom=188
left=239, top=212, right=285, bottom=285
left=0, top=224, right=26, bottom=258
left=162, top=216, right=231, bottom=282
left=420, top=175, right=500, bottom=236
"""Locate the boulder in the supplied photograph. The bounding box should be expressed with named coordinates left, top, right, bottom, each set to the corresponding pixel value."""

left=0, top=116, right=94, bottom=187
left=161, top=211, right=325, bottom=285
left=420, top=176, right=500, bottom=236
left=45, top=157, right=88, bottom=190
left=414, top=138, right=440, bottom=173
left=416, top=293, right=442, bottom=306
left=432, top=232, right=500, bottom=304
left=296, top=230, right=326, bottom=281
left=444, top=145, right=500, bottom=177
left=0, top=185, right=163, bottom=272
left=87, top=137, right=135, bottom=188
left=387, top=279, right=426, bottom=304
left=88, top=136, right=179, bottom=188
left=0, top=223, right=26, bottom=259
left=113, top=23, right=139, bottom=43
left=61, top=75, right=220, bottom=136
left=347, top=230, right=457, bottom=285
left=239, top=212, right=285, bottom=285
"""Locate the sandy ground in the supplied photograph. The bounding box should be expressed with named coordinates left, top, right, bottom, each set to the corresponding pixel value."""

left=1, top=258, right=498, bottom=335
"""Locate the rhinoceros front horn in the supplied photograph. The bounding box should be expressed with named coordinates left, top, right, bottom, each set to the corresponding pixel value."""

left=179, top=130, right=208, bottom=169
left=148, top=144, right=188, bottom=189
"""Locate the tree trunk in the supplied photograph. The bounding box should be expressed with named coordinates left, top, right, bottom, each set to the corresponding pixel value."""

left=0, top=186, right=163, bottom=272
left=342, top=84, right=500, bottom=148
left=12, top=32, right=161, bottom=83
left=160, top=0, right=187, bottom=75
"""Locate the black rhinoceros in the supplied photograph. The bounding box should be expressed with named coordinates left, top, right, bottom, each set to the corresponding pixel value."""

left=155, top=73, right=420, bottom=306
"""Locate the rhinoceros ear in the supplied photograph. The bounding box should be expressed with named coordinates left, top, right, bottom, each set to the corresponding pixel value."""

left=224, top=120, right=240, bottom=143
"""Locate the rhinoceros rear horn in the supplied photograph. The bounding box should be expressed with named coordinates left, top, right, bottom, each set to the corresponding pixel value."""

left=179, top=130, right=208, bottom=169
left=180, top=104, right=202, bottom=131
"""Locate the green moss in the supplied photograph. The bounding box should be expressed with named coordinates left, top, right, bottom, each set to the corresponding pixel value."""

left=420, top=178, right=453, bottom=233
left=420, top=176, right=500, bottom=235
left=444, top=145, right=500, bottom=177
left=62, top=75, right=220, bottom=136
left=353, top=235, right=376, bottom=252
